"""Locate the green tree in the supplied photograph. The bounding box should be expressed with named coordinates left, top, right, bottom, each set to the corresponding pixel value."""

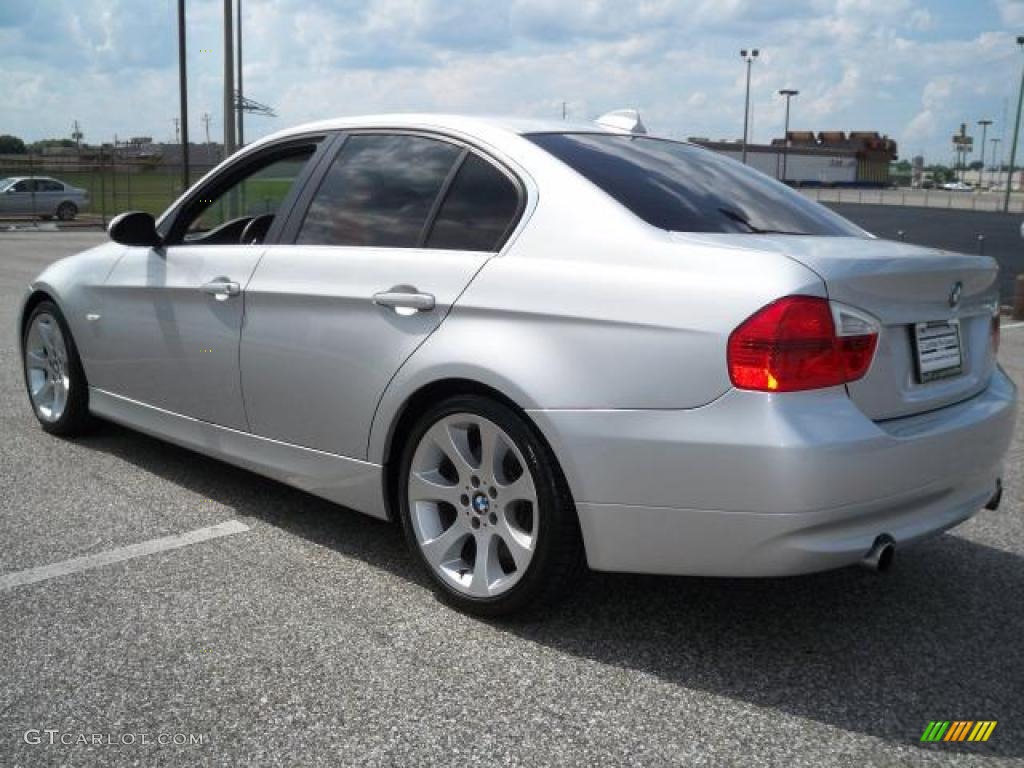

left=0, top=134, right=27, bottom=154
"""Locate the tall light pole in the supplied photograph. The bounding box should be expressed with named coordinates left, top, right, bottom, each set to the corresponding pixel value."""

left=977, top=119, right=992, bottom=180
left=236, top=0, right=244, bottom=147
left=177, top=0, right=190, bottom=190
left=778, top=88, right=798, bottom=182
left=1004, top=36, right=1024, bottom=212
left=223, top=0, right=236, bottom=158
left=740, top=48, right=759, bottom=164
left=991, top=136, right=1001, bottom=187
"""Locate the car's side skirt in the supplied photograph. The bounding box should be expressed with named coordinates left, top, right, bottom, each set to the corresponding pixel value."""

left=89, top=388, right=387, bottom=520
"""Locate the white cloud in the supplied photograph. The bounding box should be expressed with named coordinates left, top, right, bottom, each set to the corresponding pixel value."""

left=0, top=0, right=1017, bottom=163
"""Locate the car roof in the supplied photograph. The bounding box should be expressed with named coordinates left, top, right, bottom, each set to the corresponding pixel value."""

left=273, top=113, right=610, bottom=138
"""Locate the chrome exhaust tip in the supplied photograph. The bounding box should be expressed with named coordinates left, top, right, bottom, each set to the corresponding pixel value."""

left=860, top=534, right=895, bottom=573
left=985, top=479, right=1003, bottom=511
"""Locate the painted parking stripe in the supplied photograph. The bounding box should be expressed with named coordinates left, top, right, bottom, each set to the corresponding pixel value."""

left=1000, top=321, right=1024, bottom=330
left=0, top=520, right=250, bottom=591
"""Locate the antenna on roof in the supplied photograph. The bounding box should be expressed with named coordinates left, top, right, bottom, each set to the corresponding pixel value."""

left=595, top=109, right=647, bottom=135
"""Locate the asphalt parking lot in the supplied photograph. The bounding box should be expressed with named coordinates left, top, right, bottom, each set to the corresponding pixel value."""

left=1, top=232, right=1022, bottom=767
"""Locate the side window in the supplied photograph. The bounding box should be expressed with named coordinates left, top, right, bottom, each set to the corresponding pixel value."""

left=178, top=147, right=316, bottom=244
left=296, top=134, right=462, bottom=247
left=12, top=181, right=30, bottom=192
left=40, top=180, right=64, bottom=192
left=426, top=154, right=520, bottom=251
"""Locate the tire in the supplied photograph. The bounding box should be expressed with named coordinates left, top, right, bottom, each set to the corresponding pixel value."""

left=398, top=394, right=584, bottom=617
left=56, top=202, right=77, bottom=221
left=22, top=300, right=93, bottom=436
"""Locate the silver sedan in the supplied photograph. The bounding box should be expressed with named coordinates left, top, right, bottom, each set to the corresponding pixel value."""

left=17, top=114, right=1017, bottom=615
left=0, top=176, right=88, bottom=220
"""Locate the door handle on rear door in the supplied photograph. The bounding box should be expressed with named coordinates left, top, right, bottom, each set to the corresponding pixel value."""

left=372, top=287, right=436, bottom=312
left=200, top=279, right=241, bottom=301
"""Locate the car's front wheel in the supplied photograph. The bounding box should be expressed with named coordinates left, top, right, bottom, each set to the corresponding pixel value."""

left=22, top=300, right=93, bottom=435
left=398, top=395, right=583, bottom=616
left=56, top=202, right=77, bottom=221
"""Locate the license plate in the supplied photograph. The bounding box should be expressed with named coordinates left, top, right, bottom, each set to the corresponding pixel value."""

left=913, top=320, right=963, bottom=383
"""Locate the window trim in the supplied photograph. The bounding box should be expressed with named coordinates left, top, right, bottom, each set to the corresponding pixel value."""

left=279, top=128, right=527, bottom=253
left=157, top=132, right=335, bottom=246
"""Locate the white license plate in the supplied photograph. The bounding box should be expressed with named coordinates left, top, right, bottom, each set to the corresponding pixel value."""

left=913, top=320, right=963, bottom=383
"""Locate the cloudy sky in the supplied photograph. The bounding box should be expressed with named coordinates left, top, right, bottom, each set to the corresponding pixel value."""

left=2, top=0, right=1023, bottom=163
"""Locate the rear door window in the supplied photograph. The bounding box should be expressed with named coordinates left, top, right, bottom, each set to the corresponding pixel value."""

left=426, top=154, right=520, bottom=251
left=296, top=134, right=462, bottom=247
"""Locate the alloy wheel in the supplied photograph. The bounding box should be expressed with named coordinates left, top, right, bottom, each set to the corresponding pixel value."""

left=407, top=413, right=539, bottom=598
left=24, top=313, right=71, bottom=423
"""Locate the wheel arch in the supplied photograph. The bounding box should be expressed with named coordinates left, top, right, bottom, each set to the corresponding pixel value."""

left=18, top=288, right=59, bottom=353
left=378, top=377, right=576, bottom=524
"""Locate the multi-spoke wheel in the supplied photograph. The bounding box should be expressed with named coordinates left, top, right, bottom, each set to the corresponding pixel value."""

left=22, top=300, right=92, bottom=435
left=398, top=395, right=583, bottom=616
left=56, top=202, right=78, bottom=221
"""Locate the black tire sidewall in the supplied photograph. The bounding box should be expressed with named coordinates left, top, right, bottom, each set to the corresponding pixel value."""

left=57, top=203, right=77, bottom=221
left=397, top=394, right=573, bottom=616
left=22, top=301, right=90, bottom=435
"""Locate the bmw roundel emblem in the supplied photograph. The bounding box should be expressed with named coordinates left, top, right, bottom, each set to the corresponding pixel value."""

left=949, top=281, right=963, bottom=308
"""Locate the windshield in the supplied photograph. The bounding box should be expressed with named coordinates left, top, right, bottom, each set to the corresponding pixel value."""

left=526, top=133, right=865, bottom=237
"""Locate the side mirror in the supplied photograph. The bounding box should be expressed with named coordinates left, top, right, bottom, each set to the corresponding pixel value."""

left=108, top=211, right=161, bottom=247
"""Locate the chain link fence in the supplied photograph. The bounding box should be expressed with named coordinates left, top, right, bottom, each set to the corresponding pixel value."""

left=0, top=153, right=216, bottom=225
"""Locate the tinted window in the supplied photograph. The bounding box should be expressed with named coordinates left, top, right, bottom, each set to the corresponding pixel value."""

left=427, top=154, right=520, bottom=251
left=12, top=181, right=30, bottom=192
left=297, top=134, right=461, bottom=247
left=527, top=133, right=864, bottom=236
left=40, top=180, right=64, bottom=192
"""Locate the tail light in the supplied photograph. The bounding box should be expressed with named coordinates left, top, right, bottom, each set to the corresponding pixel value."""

left=992, top=312, right=1001, bottom=357
left=727, top=296, right=879, bottom=392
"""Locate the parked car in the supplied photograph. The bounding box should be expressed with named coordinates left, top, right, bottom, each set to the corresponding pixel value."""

left=17, top=114, right=1017, bottom=615
left=0, top=176, right=88, bottom=220
left=941, top=181, right=973, bottom=192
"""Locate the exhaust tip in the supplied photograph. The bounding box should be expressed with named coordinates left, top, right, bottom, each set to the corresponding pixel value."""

left=985, top=478, right=1003, bottom=511
left=861, top=534, right=895, bottom=573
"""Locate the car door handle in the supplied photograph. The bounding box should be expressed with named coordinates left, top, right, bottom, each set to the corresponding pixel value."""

left=372, top=288, right=436, bottom=312
left=200, top=279, right=241, bottom=301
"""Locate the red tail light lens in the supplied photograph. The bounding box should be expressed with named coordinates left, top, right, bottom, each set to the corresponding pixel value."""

left=727, top=296, right=878, bottom=392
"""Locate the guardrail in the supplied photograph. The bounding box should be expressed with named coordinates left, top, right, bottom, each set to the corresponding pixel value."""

left=800, top=187, right=1024, bottom=214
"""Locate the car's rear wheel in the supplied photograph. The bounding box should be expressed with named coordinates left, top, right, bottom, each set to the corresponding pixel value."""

left=398, top=395, right=583, bottom=616
left=22, top=301, right=93, bottom=435
left=56, top=202, right=77, bottom=221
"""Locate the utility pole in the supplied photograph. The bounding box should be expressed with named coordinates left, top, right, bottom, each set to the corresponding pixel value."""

left=236, top=0, right=244, bottom=147
left=991, top=137, right=1001, bottom=187
left=223, top=0, right=236, bottom=157
left=739, top=48, right=759, bottom=164
left=202, top=113, right=212, bottom=145
left=778, top=89, right=798, bottom=182
left=1004, top=36, right=1024, bottom=212
left=562, top=101, right=567, bottom=120
left=177, top=0, right=190, bottom=191
left=974, top=118, right=991, bottom=180
left=71, top=120, right=83, bottom=148
left=173, top=117, right=180, bottom=144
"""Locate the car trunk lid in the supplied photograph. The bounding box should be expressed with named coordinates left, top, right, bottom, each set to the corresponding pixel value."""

left=676, top=234, right=1001, bottom=420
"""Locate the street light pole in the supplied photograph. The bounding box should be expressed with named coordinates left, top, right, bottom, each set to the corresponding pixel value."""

left=978, top=119, right=992, bottom=181
left=223, top=0, right=236, bottom=158
left=991, top=137, right=1001, bottom=187
left=740, top=48, right=759, bottom=165
left=1003, top=36, right=1024, bottom=212
left=236, top=0, right=244, bottom=147
left=177, top=0, right=190, bottom=191
left=778, top=88, right=798, bottom=182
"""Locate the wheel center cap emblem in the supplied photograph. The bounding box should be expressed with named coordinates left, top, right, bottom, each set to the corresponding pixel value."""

left=472, top=493, right=490, bottom=515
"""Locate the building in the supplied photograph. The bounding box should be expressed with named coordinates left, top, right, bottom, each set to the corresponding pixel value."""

left=689, top=131, right=898, bottom=187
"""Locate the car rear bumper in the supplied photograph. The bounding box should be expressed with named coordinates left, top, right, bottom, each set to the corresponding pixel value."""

left=528, top=366, right=1017, bottom=577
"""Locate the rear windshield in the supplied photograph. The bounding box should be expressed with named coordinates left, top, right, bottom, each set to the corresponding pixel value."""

left=526, top=132, right=864, bottom=237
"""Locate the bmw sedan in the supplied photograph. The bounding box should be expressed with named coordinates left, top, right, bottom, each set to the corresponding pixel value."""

left=0, top=176, right=89, bottom=220
left=18, top=114, right=1017, bottom=615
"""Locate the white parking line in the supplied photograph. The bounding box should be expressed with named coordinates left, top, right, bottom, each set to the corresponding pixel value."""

left=0, top=520, right=250, bottom=591
left=1001, top=321, right=1024, bottom=330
